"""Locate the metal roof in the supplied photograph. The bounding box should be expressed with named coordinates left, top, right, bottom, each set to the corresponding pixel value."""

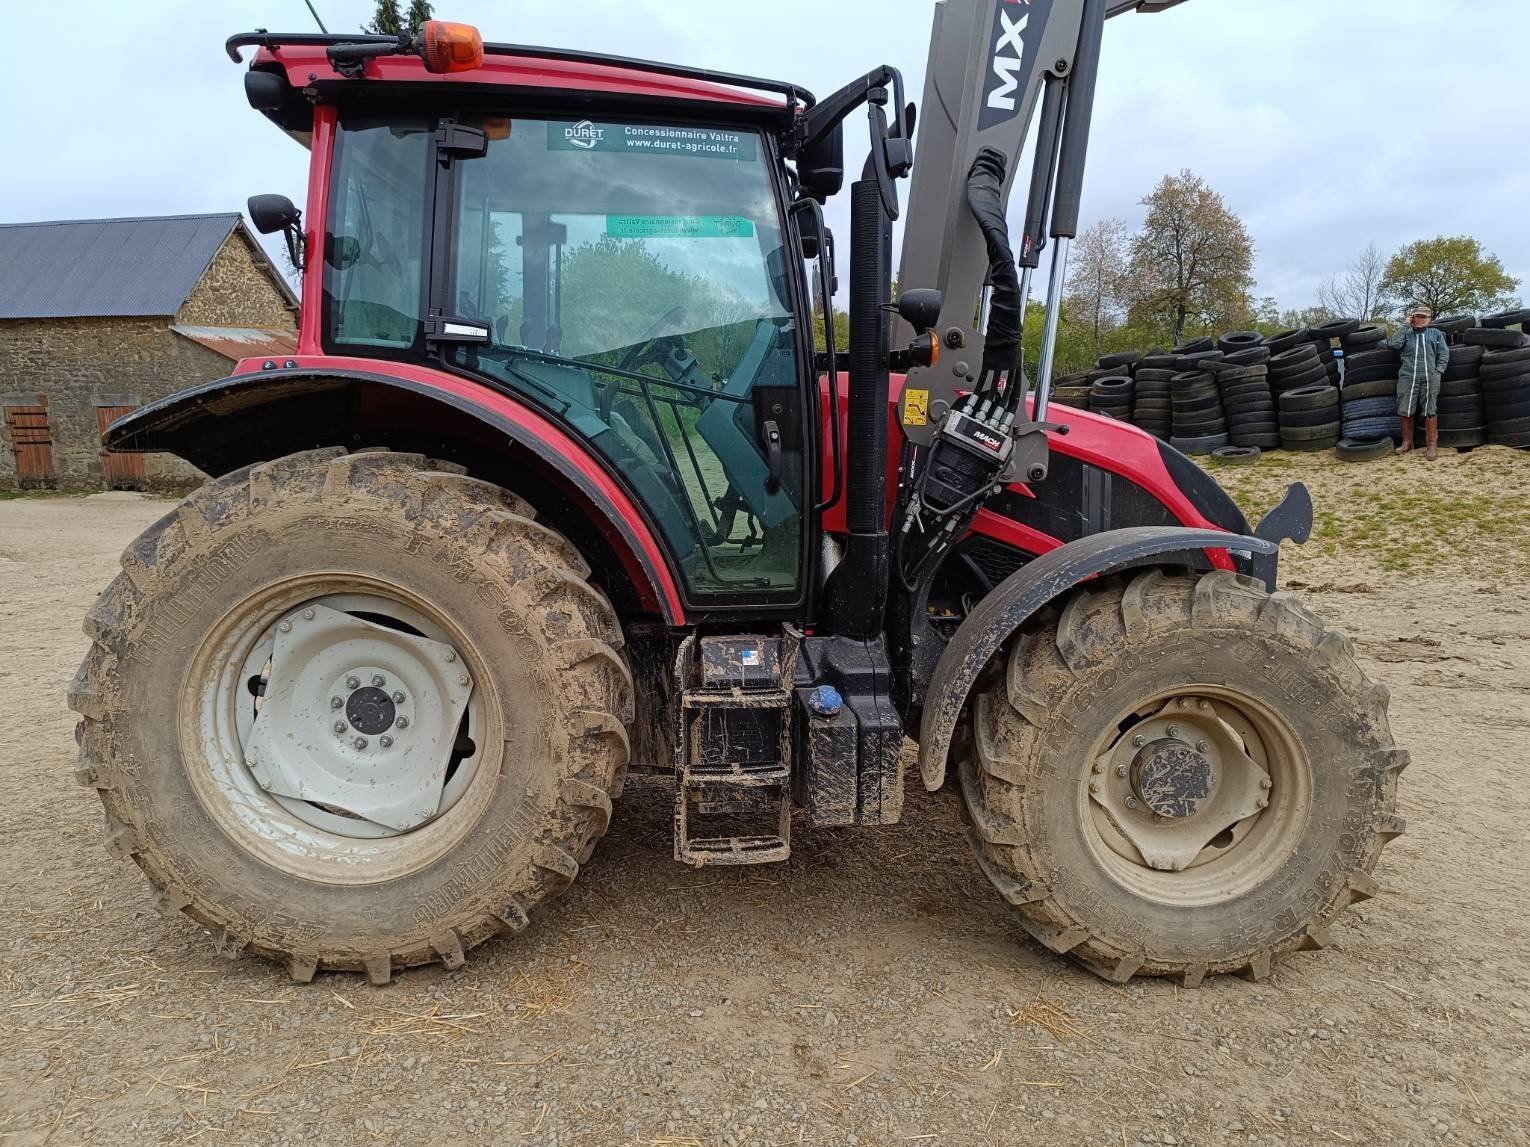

left=170, top=325, right=298, bottom=361
left=0, top=213, right=273, bottom=320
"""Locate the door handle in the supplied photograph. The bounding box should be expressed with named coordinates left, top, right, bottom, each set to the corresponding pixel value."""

left=762, top=420, right=783, bottom=493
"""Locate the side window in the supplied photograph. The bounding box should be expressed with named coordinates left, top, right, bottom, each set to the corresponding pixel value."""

left=325, top=117, right=430, bottom=351
left=448, top=117, right=806, bottom=600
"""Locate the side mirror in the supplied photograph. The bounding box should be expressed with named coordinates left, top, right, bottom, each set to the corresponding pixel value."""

left=897, top=288, right=943, bottom=333
left=248, top=193, right=301, bottom=235
left=249, top=193, right=305, bottom=272
left=798, top=121, right=844, bottom=204
left=791, top=196, right=825, bottom=261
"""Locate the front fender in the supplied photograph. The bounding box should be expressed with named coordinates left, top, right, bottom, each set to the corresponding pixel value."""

left=916, top=525, right=1278, bottom=791
left=106, top=363, right=687, bottom=624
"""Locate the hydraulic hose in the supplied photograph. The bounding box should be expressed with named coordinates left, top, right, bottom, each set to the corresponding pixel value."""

left=964, top=148, right=1022, bottom=384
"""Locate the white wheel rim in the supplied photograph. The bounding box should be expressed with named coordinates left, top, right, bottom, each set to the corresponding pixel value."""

left=183, top=578, right=503, bottom=885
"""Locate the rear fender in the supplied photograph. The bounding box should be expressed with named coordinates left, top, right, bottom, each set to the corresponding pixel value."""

left=106, top=362, right=686, bottom=624
left=916, top=525, right=1277, bottom=791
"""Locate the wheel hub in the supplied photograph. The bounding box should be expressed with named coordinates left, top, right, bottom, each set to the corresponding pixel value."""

left=344, top=685, right=397, bottom=735
left=1131, top=738, right=1214, bottom=818
left=1089, top=695, right=1271, bottom=872
left=242, top=602, right=475, bottom=832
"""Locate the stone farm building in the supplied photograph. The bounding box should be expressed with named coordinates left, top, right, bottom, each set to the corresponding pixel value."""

left=0, top=213, right=298, bottom=488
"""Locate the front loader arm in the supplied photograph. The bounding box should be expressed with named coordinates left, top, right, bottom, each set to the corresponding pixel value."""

left=895, top=0, right=1186, bottom=445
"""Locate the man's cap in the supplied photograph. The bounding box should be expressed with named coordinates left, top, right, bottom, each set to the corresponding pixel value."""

left=1410, top=305, right=1434, bottom=317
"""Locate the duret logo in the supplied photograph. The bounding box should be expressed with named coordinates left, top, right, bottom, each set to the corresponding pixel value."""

left=564, top=120, right=605, bottom=149
left=987, top=0, right=1030, bottom=113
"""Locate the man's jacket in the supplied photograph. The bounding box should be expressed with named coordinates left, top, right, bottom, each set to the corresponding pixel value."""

left=1384, top=324, right=1451, bottom=382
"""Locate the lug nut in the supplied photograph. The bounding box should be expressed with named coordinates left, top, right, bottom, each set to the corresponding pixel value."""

left=302, top=608, right=315, bottom=620
left=346, top=676, right=360, bottom=690
left=1197, top=740, right=1210, bottom=753
left=396, top=716, right=409, bottom=729
left=444, top=650, right=457, bottom=663
left=1257, top=797, right=1269, bottom=809
left=1181, top=698, right=1194, bottom=709
left=353, top=737, right=368, bottom=750
left=330, top=696, right=343, bottom=710
left=1131, top=734, right=1145, bottom=747
left=458, top=675, right=470, bottom=687
left=372, top=674, right=386, bottom=687
left=278, top=620, right=292, bottom=633
left=334, top=720, right=347, bottom=734
left=379, top=735, right=394, bottom=748
left=1125, top=795, right=1140, bottom=810
left=1198, top=700, right=1210, bottom=710
left=392, top=691, right=405, bottom=704
left=1116, top=763, right=1129, bottom=778
left=1259, top=777, right=1272, bottom=789
left=1166, top=725, right=1180, bottom=739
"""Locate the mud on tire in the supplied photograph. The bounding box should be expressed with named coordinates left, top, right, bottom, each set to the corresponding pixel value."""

left=958, top=568, right=1405, bottom=985
left=67, top=448, right=633, bottom=983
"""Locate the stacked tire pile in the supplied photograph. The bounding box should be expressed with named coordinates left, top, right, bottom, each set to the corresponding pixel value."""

left=1277, top=384, right=1341, bottom=451
left=1336, top=324, right=1401, bottom=446
left=1436, top=343, right=1487, bottom=449
left=1265, top=340, right=1326, bottom=400
left=1089, top=375, right=1135, bottom=423
left=1051, top=371, right=1093, bottom=411
left=1206, top=334, right=1278, bottom=452
left=1306, top=319, right=1353, bottom=387
left=1476, top=309, right=1530, bottom=448
left=1168, top=366, right=1228, bottom=455
left=1130, top=363, right=1175, bottom=439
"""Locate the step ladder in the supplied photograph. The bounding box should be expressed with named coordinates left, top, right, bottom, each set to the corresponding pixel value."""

left=673, top=633, right=794, bottom=866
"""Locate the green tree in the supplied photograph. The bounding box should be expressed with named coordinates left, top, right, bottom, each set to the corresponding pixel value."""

left=1125, top=170, right=1254, bottom=343
left=405, top=0, right=434, bottom=31
left=1066, top=218, right=1131, bottom=359
left=366, top=0, right=403, bottom=35
left=1379, top=236, right=1520, bottom=319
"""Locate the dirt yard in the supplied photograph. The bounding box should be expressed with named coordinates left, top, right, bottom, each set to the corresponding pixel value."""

left=2, top=448, right=1528, bottom=1147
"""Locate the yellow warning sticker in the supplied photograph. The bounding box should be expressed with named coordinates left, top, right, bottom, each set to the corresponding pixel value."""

left=902, top=388, right=929, bottom=427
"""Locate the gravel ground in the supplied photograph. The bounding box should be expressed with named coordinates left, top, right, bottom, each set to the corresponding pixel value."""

left=1, top=461, right=1528, bottom=1146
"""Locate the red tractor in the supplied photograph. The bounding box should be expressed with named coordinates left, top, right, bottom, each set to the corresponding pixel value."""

left=71, top=3, right=1404, bottom=987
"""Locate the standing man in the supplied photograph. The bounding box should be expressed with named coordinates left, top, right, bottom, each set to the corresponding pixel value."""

left=1386, top=305, right=1451, bottom=460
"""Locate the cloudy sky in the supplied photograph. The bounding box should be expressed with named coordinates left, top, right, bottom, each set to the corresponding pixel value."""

left=3, top=0, right=1524, bottom=313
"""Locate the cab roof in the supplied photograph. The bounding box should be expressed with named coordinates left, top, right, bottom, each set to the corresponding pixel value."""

left=232, top=33, right=809, bottom=120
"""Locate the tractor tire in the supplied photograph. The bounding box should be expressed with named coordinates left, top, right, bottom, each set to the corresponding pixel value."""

left=959, top=568, right=1403, bottom=985
left=67, top=448, right=633, bottom=984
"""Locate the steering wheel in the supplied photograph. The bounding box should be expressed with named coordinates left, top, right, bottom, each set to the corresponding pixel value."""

left=618, top=304, right=691, bottom=372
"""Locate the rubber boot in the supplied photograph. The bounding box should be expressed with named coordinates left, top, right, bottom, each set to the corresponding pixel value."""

left=1396, top=416, right=1414, bottom=454
left=1425, top=417, right=1438, bottom=461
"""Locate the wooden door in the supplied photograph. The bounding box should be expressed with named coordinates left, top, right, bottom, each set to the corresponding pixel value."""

left=95, top=405, right=144, bottom=487
left=4, top=404, right=55, bottom=485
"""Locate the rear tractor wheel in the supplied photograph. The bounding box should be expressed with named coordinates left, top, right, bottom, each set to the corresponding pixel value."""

left=68, top=448, right=632, bottom=983
left=960, top=568, right=1405, bottom=985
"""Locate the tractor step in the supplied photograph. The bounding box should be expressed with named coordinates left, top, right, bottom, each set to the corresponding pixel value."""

left=673, top=634, right=795, bottom=866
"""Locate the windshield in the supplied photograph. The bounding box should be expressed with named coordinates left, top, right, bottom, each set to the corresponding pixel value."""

left=324, top=112, right=806, bottom=601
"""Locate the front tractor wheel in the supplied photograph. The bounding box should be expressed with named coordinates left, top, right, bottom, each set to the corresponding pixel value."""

left=961, top=568, right=1406, bottom=985
left=68, top=449, right=632, bottom=983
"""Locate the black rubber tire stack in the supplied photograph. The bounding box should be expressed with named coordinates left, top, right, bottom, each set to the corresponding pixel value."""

left=1266, top=341, right=1326, bottom=400
left=1131, top=367, right=1175, bottom=439
left=1306, top=319, right=1357, bottom=388
left=1051, top=371, right=1094, bottom=411
left=1429, top=314, right=1476, bottom=346
left=1168, top=370, right=1228, bottom=454
left=1437, top=344, right=1488, bottom=450
left=1205, top=360, right=1278, bottom=451
left=1278, top=384, right=1341, bottom=452
left=1089, top=375, right=1136, bottom=423
left=1263, top=327, right=1308, bottom=355
left=1481, top=335, right=1530, bottom=448
left=1339, top=334, right=1403, bottom=444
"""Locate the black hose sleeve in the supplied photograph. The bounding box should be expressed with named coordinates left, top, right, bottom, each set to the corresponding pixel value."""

left=965, top=147, right=1022, bottom=377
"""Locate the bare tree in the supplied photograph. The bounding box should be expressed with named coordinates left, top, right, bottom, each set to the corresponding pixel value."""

left=1066, top=219, right=1131, bottom=357
left=1125, top=170, right=1254, bottom=343
left=1316, top=242, right=1386, bottom=321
